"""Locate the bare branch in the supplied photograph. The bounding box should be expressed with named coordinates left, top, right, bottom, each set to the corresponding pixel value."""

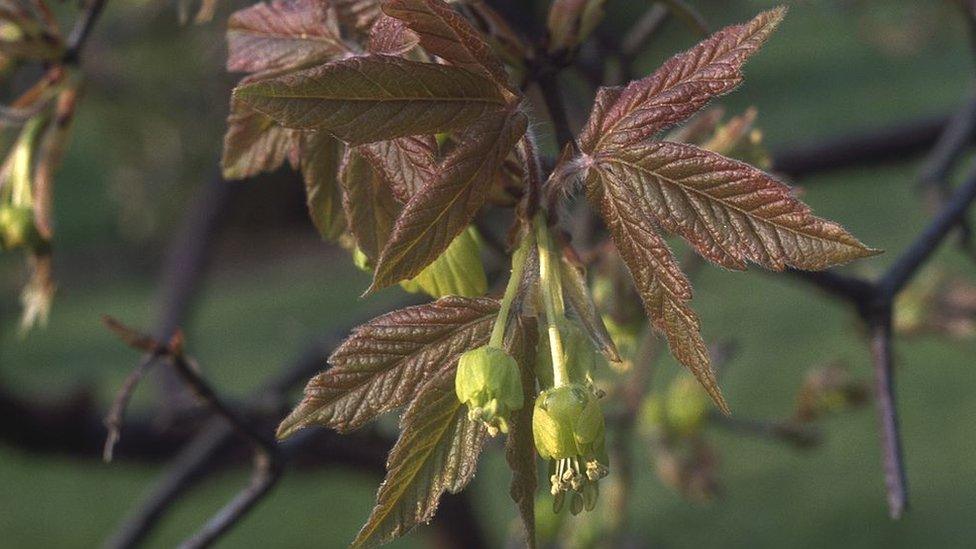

left=880, top=161, right=976, bottom=299
left=867, top=311, right=909, bottom=519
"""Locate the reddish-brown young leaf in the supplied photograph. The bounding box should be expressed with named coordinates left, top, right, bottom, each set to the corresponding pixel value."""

left=335, top=0, right=383, bottom=34
left=352, top=366, right=486, bottom=548
left=382, top=0, right=514, bottom=92
left=504, top=318, right=539, bottom=549
left=340, top=148, right=401, bottom=264
left=585, top=167, right=728, bottom=412
left=276, top=296, right=498, bottom=438
left=360, top=136, right=439, bottom=202
left=369, top=109, right=527, bottom=292
left=580, top=8, right=785, bottom=152
left=227, top=0, right=349, bottom=74
left=220, top=97, right=299, bottom=179
left=368, top=13, right=420, bottom=55
left=592, top=141, right=880, bottom=270
left=560, top=254, right=621, bottom=363
left=300, top=131, right=346, bottom=240
left=233, top=55, right=508, bottom=144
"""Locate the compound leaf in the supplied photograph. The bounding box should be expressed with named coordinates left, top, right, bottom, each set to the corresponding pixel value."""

left=383, top=0, right=513, bottom=91
left=593, top=141, right=880, bottom=270
left=221, top=97, right=298, bottom=179
left=276, top=296, right=498, bottom=437
left=233, top=55, right=508, bottom=144
left=340, top=148, right=401, bottom=264
left=352, top=367, right=486, bottom=548
left=360, top=135, right=439, bottom=202
left=369, top=109, right=527, bottom=292
left=585, top=166, right=727, bottom=413
left=227, top=0, right=348, bottom=74
left=580, top=8, right=785, bottom=152
left=301, top=131, right=346, bottom=240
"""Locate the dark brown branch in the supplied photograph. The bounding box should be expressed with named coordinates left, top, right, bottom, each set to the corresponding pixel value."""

left=536, top=70, right=576, bottom=151
left=879, top=162, right=976, bottom=299
left=63, top=0, right=108, bottom=63
left=771, top=112, right=956, bottom=178
left=179, top=452, right=281, bottom=549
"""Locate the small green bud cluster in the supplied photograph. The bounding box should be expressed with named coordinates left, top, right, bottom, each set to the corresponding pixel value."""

left=533, top=383, right=608, bottom=514
left=455, top=345, right=524, bottom=436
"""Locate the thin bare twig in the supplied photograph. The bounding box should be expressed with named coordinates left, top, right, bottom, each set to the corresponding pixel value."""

left=867, top=311, right=908, bottom=519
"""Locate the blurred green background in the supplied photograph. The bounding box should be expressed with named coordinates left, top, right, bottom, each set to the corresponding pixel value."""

left=2, top=0, right=975, bottom=547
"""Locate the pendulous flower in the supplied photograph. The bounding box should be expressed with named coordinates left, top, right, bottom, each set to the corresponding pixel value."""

left=455, top=345, right=524, bottom=436
left=533, top=383, right=609, bottom=514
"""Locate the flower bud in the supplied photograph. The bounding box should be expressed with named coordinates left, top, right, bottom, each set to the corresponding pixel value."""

left=455, top=345, right=523, bottom=436
left=533, top=384, right=609, bottom=514
left=0, top=205, right=40, bottom=251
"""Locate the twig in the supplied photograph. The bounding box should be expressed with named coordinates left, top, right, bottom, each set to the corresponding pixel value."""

left=708, top=413, right=821, bottom=449
left=879, top=161, right=976, bottom=299
left=867, top=311, right=908, bottom=519
left=63, top=0, right=108, bottom=63
left=104, top=320, right=281, bottom=547
left=178, top=452, right=281, bottom=549
left=536, top=70, right=576, bottom=151
left=772, top=112, right=958, bottom=178
left=102, top=353, right=162, bottom=462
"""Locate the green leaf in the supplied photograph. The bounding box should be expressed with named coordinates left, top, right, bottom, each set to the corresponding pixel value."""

left=227, top=0, right=349, bottom=73
left=352, top=367, right=486, bottom=548
left=340, top=148, right=400, bottom=264
left=300, top=131, right=346, bottom=240
left=370, top=109, right=527, bottom=292
left=233, top=55, right=508, bottom=144
left=400, top=226, right=488, bottom=298
left=383, top=0, right=514, bottom=92
left=220, top=97, right=299, bottom=180
left=276, top=296, right=498, bottom=437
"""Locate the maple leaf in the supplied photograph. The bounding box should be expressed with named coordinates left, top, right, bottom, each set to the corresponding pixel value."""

left=592, top=142, right=880, bottom=270
left=232, top=55, right=508, bottom=144
left=383, top=0, right=514, bottom=93
left=276, top=296, right=498, bottom=438
left=300, top=131, right=346, bottom=240
left=351, top=367, right=486, bottom=548
left=580, top=7, right=785, bottom=153
left=367, top=13, right=420, bottom=55
left=503, top=318, right=539, bottom=548
left=340, top=148, right=400, bottom=264
left=559, top=253, right=621, bottom=363
left=359, top=135, right=438, bottom=202
left=220, top=97, right=299, bottom=180
left=575, top=8, right=879, bottom=412
left=369, top=109, right=527, bottom=292
left=227, top=0, right=350, bottom=74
